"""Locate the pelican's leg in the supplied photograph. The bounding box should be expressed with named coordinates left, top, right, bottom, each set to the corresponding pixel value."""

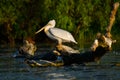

left=56, top=39, right=63, bottom=51
left=58, top=39, right=62, bottom=46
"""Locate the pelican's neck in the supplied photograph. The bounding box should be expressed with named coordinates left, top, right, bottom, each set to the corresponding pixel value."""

left=44, top=19, right=55, bottom=32
left=44, top=24, right=54, bottom=32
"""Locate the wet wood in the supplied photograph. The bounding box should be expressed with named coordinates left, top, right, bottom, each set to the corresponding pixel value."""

left=55, top=44, right=79, bottom=55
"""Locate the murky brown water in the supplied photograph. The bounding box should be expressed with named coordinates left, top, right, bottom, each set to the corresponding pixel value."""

left=0, top=44, right=120, bottom=80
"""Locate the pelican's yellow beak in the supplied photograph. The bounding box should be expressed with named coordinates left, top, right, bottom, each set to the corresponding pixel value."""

left=35, top=26, right=45, bottom=34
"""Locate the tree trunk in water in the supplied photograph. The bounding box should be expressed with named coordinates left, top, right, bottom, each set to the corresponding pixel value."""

left=6, top=22, right=15, bottom=47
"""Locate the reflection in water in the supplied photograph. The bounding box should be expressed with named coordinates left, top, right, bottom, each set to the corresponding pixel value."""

left=0, top=45, right=120, bottom=80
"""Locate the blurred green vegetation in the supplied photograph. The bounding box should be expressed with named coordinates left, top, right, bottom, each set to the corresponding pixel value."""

left=0, top=0, right=120, bottom=47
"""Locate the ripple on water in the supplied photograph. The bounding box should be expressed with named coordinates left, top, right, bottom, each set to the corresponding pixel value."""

left=0, top=48, right=120, bottom=80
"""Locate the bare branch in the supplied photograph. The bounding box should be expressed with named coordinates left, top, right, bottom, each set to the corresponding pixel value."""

left=106, top=2, right=119, bottom=34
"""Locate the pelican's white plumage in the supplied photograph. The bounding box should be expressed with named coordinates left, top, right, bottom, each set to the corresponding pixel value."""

left=35, top=19, right=77, bottom=45
left=49, top=28, right=77, bottom=43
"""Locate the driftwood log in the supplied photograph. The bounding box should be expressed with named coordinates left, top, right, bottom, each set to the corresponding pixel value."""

left=25, top=40, right=113, bottom=67
left=13, top=38, right=37, bottom=58
left=91, top=2, right=119, bottom=51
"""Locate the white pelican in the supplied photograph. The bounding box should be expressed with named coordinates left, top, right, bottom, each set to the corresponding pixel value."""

left=35, top=20, right=77, bottom=45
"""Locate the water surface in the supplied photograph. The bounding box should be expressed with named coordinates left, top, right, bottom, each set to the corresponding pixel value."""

left=0, top=44, right=120, bottom=80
